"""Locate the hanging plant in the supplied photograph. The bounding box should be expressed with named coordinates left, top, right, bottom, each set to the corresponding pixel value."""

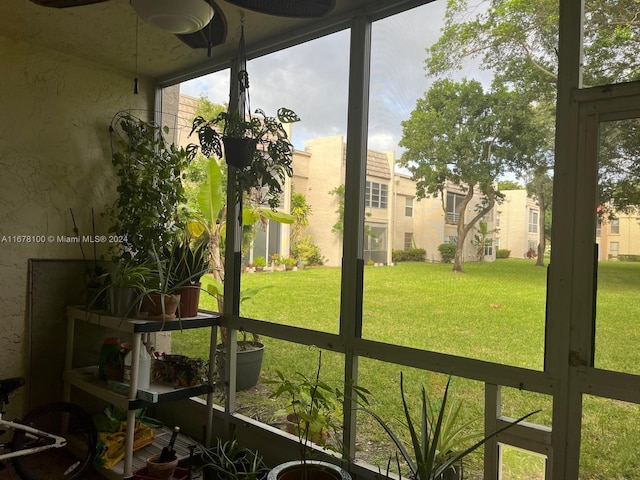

left=189, top=26, right=300, bottom=210
left=190, top=102, right=299, bottom=210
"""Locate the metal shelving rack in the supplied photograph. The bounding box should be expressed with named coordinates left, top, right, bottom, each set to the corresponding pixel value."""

left=64, top=306, right=220, bottom=479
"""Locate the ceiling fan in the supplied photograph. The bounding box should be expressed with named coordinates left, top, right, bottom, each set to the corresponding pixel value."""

left=27, top=0, right=337, bottom=49
left=26, top=0, right=226, bottom=50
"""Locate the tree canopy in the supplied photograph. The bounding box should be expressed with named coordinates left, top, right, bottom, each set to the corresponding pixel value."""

left=399, top=78, right=539, bottom=272
left=426, top=0, right=640, bottom=213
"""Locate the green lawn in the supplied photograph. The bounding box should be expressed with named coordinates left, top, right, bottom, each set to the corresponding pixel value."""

left=171, top=259, right=640, bottom=479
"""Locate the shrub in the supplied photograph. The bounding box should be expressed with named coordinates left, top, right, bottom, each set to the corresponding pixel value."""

left=291, top=235, right=325, bottom=266
left=392, top=248, right=426, bottom=262
left=437, top=243, right=456, bottom=263
left=618, top=254, right=640, bottom=262
left=496, top=249, right=511, bottom=259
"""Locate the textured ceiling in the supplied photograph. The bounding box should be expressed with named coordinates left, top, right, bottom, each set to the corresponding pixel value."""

left=1, top=0, right=386, bottom=80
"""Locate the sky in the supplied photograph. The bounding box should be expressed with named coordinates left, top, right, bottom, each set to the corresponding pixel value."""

left=180, top=1, right=490, bottom=161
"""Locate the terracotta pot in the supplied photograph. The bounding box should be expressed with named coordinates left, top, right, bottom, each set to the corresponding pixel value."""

left=176, top=283, right=201, bottom=318
left=142, top=293, right=181, bottom=320
left=146, top=454, right=178, bottom=480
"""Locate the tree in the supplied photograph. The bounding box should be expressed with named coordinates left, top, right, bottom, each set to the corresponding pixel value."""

left=426, top=0, right=640, bottom=211
left=498, top=180, right=524, bottom=190
left=290, top=191, right=312, bottom=244
left=399, top=78, right=536, bottom=272
left=472, top=220, right=498, bottom=261
left=513, top=102, right=555, bottom=266
left=329, top=184, right=345, bottom=235
left=526, top=167, right=553, bottom=266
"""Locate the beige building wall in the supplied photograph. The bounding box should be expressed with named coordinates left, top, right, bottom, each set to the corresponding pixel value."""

left=496, top=190, right=540, bottom=258
left=596, top=210, right=640, bottom=260
left=293, top=136, right=346, bottom=266
left=392, top=174, right=444, bottom=261
left=0, top=35, right=155, bottom=414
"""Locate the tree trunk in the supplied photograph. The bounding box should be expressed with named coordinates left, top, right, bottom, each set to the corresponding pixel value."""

left=453, top=186, right=496, bottom=273
left=536, top=190, right=546, bottom=267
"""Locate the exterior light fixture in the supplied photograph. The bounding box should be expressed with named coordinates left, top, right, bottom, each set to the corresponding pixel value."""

left=130, top=0, right=214, bottom=34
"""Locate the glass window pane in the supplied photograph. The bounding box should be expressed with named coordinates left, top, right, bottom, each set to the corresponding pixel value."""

left=356, top=360, right=486, bottom=477
left=594, top=117, right=640, bottom=374
left=580, top=395, right=640, bottom=478
left=582, top=1, right=640, bottom=88
left=363, top=1, right=551, bottom=370
left=177, top=31, right=349, bottom=333
left=500, top=445, right=546, bottom=480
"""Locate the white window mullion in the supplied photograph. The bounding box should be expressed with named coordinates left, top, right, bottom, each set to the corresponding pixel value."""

left=340, top=13, right=371, bottom=462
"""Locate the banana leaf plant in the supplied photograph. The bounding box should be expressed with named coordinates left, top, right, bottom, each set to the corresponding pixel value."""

left=361, top=373, right=540, bottom=480
left=185, top=157, right=293, bottom=342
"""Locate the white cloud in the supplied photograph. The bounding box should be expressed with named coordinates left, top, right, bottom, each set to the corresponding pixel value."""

left=180, top=1, right=491, bottom=155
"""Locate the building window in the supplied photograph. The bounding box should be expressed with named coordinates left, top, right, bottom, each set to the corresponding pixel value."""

left=610, top=218, right=620, bottom=235
left=405, top=197, right=413, bottom=217
left=446, top=235, right=458, bottom=245
left=528, top=209, right=539, bottom=233
left=596, top=217, right=602, bottom=237
left=364, top=223, right=387, bottom=264
left=484, top=242, right=493, bottom=257
left=365, top=181, right=388, bottom=209
left=404, top=232, right=413, bottom=250
left=446, top=192, right=465, bottom=224
left=610, top=241, right=619, bottom=257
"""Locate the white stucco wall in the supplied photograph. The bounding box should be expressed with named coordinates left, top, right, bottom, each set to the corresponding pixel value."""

left=0, top=35, right=154, bottom=415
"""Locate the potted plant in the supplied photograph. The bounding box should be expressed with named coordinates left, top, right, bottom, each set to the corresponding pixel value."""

left=107, top=111, right=196, bottom=263
left=283, top=257, right=296, bottom=271
left=266, top=350, right=370, bottom=480
left=360, top=373, right=540, bottom=480
left=168, top=230, right=210, bottom=317
left=108, top=258, right=150, bottom=317
left=254, top=256, right=267, bottom=272
left=196, top=437, right=269, bottom=480
left=207, top=284, right=270, bottom=391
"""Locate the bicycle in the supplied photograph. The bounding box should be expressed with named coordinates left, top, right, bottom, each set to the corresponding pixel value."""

left=0, top=377, right=97, bottom=480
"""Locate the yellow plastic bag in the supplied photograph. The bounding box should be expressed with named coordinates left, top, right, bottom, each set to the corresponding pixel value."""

left=96, top=421, right=156, bottom=469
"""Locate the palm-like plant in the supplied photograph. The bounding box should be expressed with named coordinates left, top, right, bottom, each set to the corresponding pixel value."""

left=362, top=373, right=540, bottom=480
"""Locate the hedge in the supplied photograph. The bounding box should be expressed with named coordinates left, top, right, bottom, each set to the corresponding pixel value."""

left=496, top=249, right=511, bottom=259
left=392, top=248, right=426, bottom=262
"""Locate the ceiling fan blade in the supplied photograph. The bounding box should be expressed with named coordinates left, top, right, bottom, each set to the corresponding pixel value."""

left=176, top=4, right=226, bottom=50
left=223, top=0, right=335, bottom=18
left=28, top=0, right=108, bottom=7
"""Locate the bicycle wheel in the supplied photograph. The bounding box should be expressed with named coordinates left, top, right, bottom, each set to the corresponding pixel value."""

left=12, top=402, right=97, bottom=480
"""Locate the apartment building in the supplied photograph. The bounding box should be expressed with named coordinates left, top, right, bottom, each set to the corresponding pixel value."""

left=596, top=209, right=640, bottom=260
left=289, top=135, right=502, bottom=265
left=176, top=95, right=544, bottom=266
left=495, top=189, right=542, bottom=258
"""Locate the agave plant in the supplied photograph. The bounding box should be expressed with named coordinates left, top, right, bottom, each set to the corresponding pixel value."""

left=361, top=373, right=540, bottom=480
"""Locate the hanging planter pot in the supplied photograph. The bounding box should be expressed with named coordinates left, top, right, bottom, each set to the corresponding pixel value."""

left=222, top=136, right=257, bottom=169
